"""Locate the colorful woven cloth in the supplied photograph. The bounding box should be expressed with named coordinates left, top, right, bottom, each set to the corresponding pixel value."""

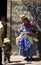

left=33, top=38, right=38, bottom=42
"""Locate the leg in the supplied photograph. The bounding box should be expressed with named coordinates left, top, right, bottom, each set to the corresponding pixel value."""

left=7, top=53, right=10, bottom=62
left=4, top=53, right=6, bottom=62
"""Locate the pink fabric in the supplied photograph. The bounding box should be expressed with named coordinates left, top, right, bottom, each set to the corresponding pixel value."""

left=21, top=23, right=37, bottom=29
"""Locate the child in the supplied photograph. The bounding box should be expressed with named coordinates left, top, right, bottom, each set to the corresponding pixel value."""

left=3, top=38, right=12, bottom=63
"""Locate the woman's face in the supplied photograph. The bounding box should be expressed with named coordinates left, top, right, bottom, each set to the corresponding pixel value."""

left=22, top=20, right=27, bottom=24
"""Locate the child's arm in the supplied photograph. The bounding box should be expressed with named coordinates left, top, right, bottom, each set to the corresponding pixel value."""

left=16, top=33, right=24, bottom=45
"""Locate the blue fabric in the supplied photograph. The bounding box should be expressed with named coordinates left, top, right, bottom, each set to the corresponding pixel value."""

left=19, top=43, right=37, bottom=57
left=18, top=35, right=31, bottom=51
left=20, top=26, right=30, bottom=32
left=23, top=35, right=31, bottom=50
left=18, top=25, right=37, bottom=57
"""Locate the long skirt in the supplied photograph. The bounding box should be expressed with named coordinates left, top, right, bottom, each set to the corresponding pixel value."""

left=19, top=43, right=37, bottom=57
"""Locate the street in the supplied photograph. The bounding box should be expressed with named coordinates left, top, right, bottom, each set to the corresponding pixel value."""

left=2, top=51, right=41, bottom=65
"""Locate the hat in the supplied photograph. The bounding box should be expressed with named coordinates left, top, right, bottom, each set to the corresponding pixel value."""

left=3, top=38, right=10, bottom=43
left=20, top=15, right=26, bottom=20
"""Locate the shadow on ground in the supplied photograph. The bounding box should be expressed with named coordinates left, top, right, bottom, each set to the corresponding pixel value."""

left=30, top=57, right=41, bottom=61
left=10, top=63, right=31, bottom=65
left=8, top=61, right=32, bottom=65
left=6, top=58, right=41, bottom=65
left=9, top=61, right=21, bottom=63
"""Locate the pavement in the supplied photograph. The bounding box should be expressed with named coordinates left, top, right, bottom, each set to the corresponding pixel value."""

left=2, top=51, right=41, bottom=65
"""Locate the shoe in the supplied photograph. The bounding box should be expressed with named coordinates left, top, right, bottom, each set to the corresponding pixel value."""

left=29, top=57, right=33, bottom=61
left=8, top=60, right=11, bottom=63
left=24, top=57, right=30, bottom=61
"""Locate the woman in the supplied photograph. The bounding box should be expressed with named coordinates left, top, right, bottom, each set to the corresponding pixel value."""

left=17, top=16, right=38, bottom=61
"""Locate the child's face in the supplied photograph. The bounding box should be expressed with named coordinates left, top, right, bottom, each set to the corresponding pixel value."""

left=5, top=42, right=9, bottom=44
left=22, top=20, right=27, bottom=23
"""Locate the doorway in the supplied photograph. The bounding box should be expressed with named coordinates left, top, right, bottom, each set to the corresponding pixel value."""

left=0, top=0, right=7, bottom=20
left=0, top=0, right=7, bottom=64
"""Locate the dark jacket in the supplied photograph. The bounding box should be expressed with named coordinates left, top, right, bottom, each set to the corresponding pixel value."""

left=1, top=24, right=7, bottom=43
left=3, top=43, right=12, bottom=53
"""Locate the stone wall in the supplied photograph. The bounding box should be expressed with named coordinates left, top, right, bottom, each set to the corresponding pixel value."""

left=7, top=0, right=11, bottom=38
left=7, top=0, right=41, bottom=54
left=24, top=2, right=41, bottom=28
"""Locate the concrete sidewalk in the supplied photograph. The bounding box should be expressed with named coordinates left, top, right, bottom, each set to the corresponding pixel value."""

left=2, top=54, right=41, bottom=65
